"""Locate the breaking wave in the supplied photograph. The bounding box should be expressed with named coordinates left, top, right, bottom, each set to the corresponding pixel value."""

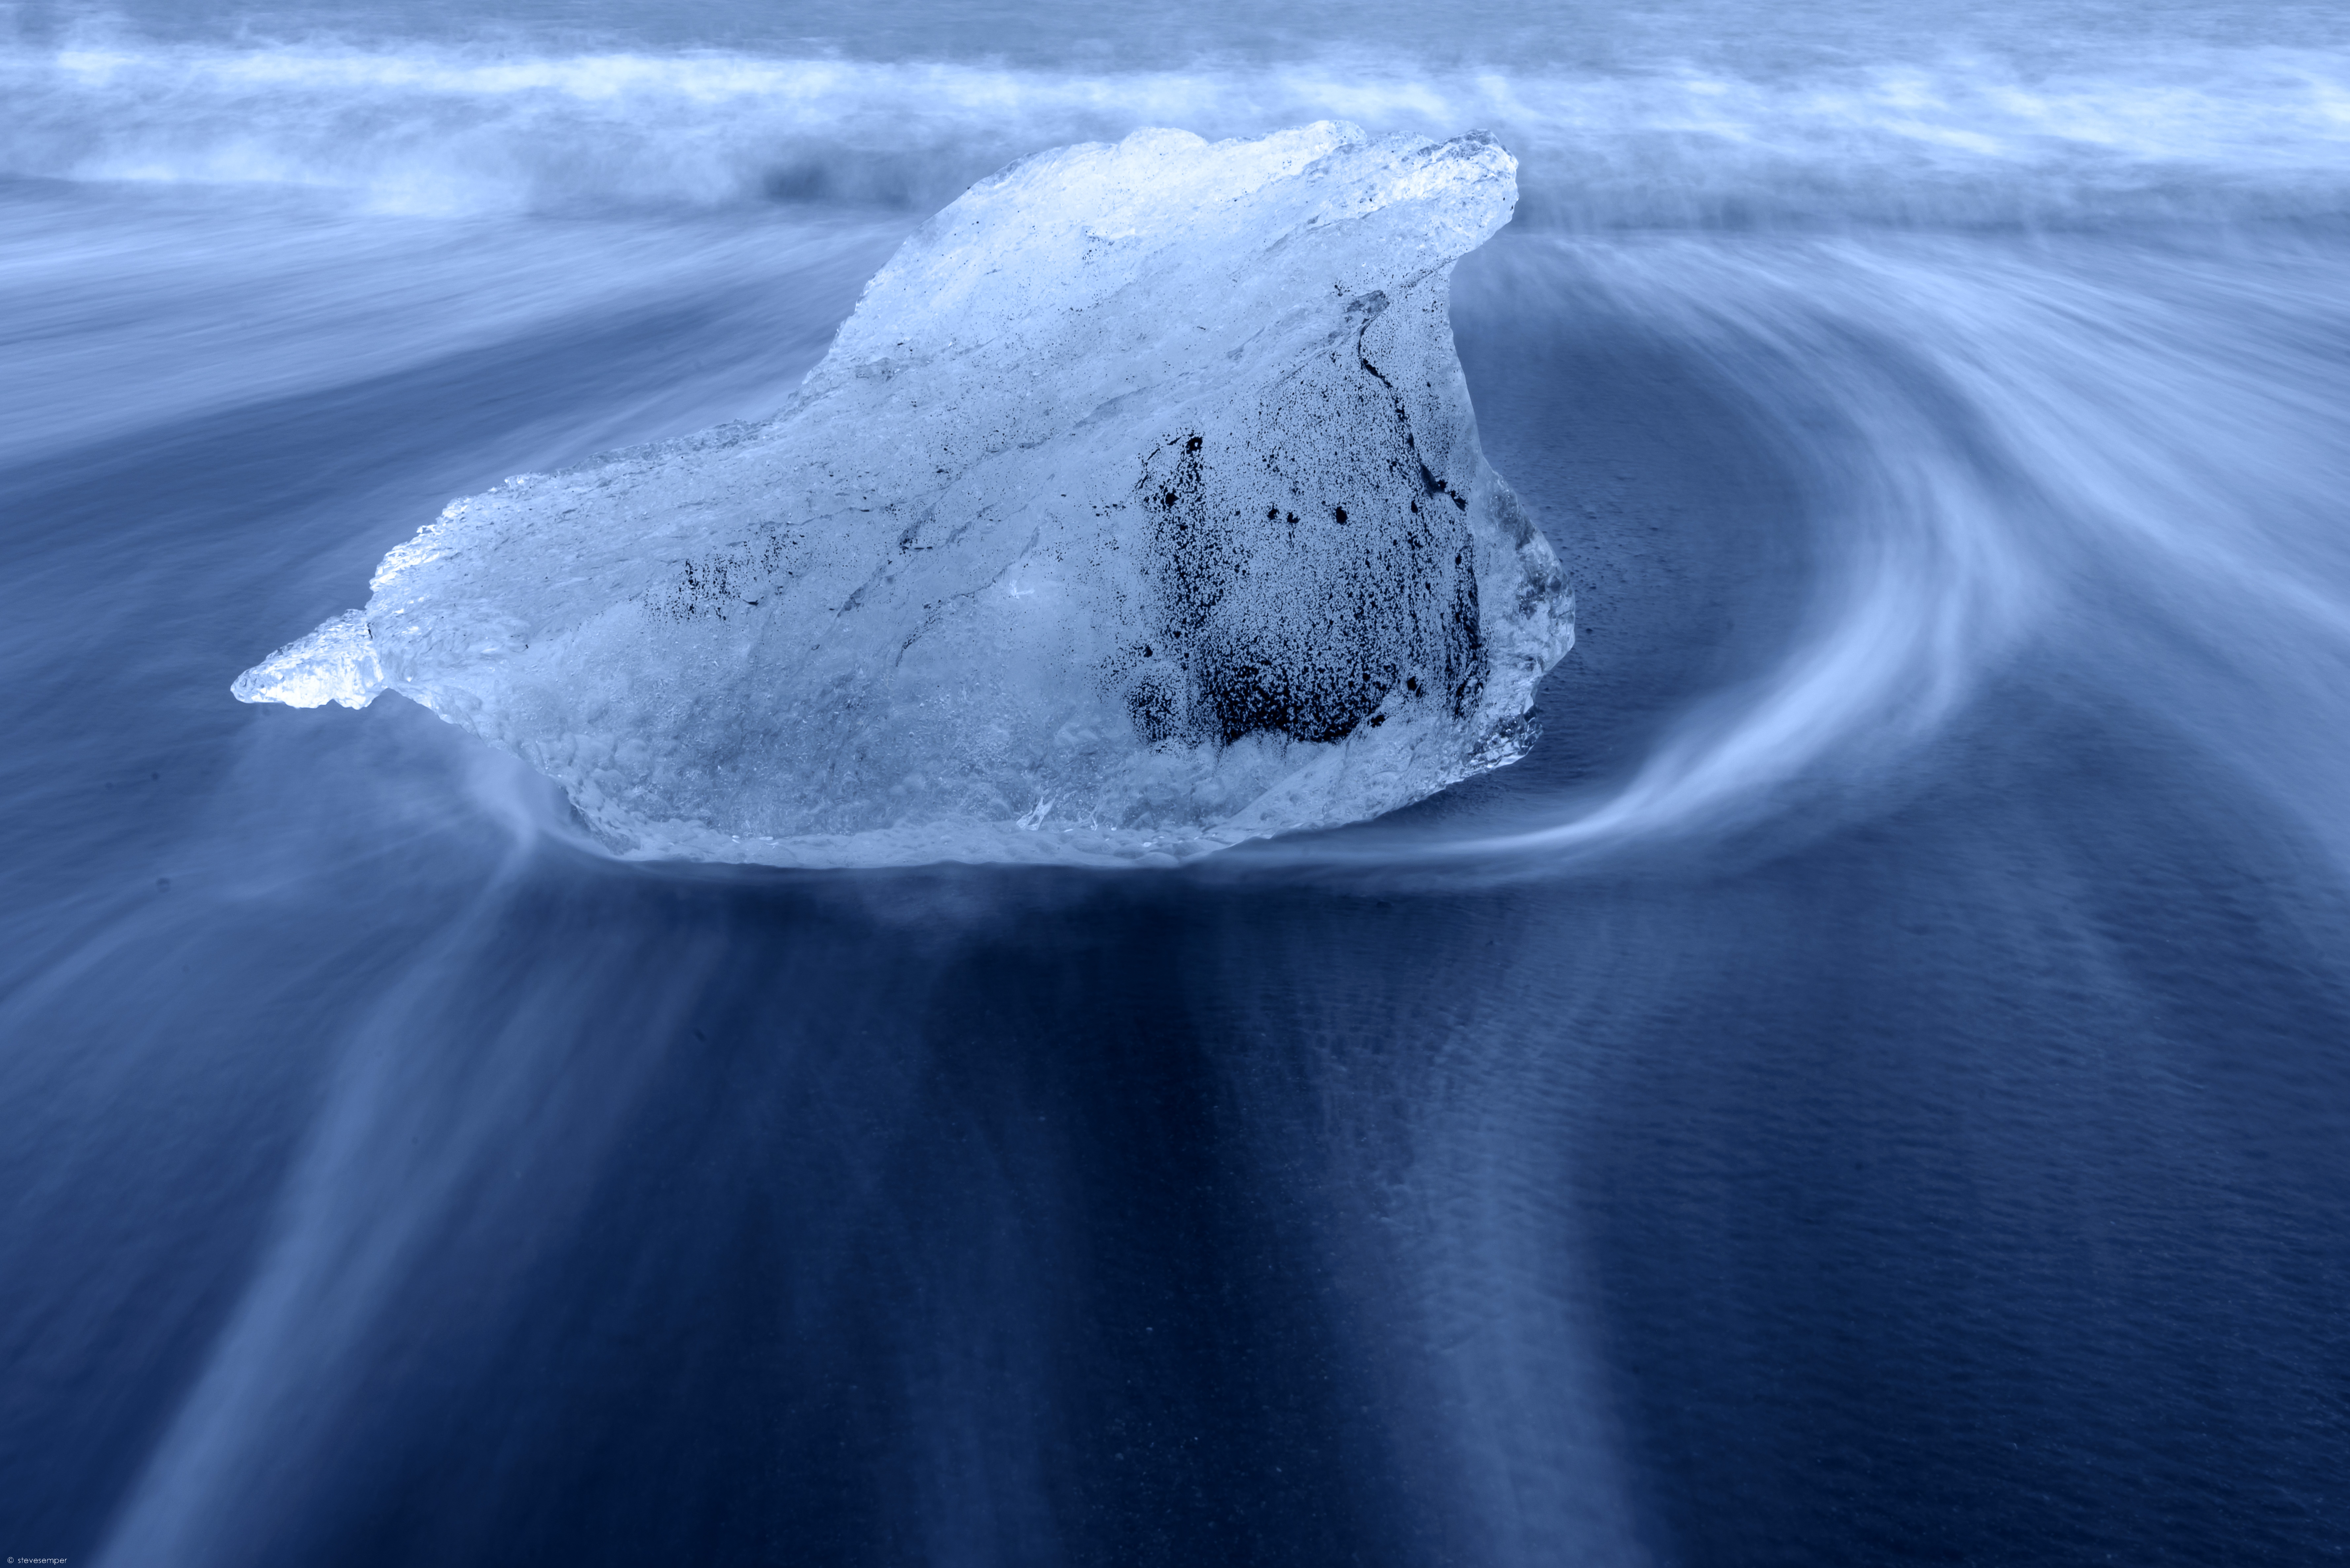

left=4, top=32, right=2349, bottom=226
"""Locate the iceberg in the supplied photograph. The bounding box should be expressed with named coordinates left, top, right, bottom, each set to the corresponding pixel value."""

left=235, top=122, right=1574, bottom=866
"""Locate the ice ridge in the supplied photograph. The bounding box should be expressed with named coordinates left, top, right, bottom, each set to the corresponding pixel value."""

left=234, top=121, right=1574, bottom=867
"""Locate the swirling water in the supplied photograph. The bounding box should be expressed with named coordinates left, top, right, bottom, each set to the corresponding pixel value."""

left=3, top=3, right=2347, bottom=1563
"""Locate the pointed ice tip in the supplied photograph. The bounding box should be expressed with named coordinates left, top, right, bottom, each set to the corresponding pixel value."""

left=232, top=608, right=386, bottom=709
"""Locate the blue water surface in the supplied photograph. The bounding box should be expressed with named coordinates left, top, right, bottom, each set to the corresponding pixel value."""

left=3, top=3, right=2348, bottom=1562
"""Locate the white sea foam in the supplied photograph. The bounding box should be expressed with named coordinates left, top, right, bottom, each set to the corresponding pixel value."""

left=3, top=35, right=2347, bottom=224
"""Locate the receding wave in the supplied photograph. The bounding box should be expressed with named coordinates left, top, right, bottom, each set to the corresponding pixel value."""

left=4, top=36, right=2348, bottom=226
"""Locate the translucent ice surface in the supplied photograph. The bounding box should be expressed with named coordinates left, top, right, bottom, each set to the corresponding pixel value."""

left=235, top=122, right=1574, bottom=866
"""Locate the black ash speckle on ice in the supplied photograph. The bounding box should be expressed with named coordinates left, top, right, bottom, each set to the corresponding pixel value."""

left=234, top=122, right=1574, bottom=866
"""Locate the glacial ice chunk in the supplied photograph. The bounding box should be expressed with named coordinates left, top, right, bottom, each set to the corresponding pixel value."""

left=235, top=122, right=1574, bottom=867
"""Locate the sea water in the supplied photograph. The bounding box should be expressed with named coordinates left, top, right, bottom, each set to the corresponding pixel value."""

left=3, top=2, right=2347, bottom=1563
